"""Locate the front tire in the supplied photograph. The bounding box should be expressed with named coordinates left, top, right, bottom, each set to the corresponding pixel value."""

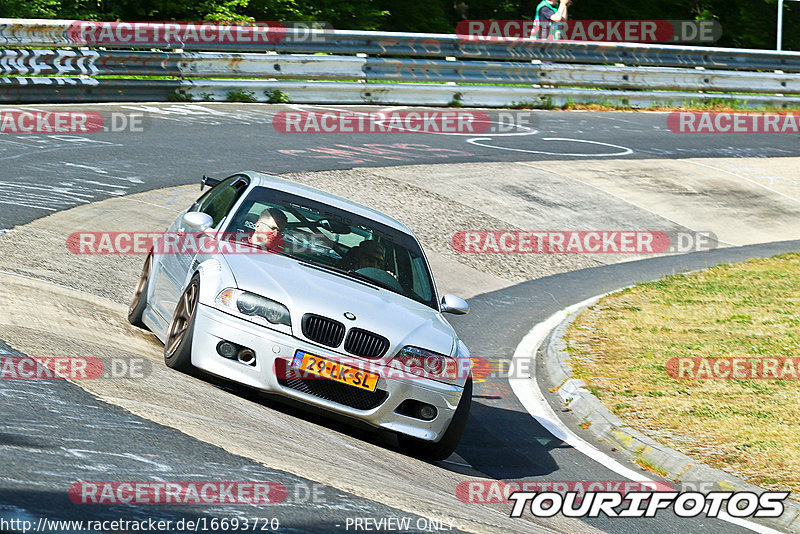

left=128, top=252, right=153, bottom=329
left=398, top=375, right=472, bottom=461
left=164, top=275, right=199, bottom=371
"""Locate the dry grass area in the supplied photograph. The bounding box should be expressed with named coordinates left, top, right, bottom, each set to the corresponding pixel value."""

left=556, top=101, right=800, bottom=112
left=566, top=253, right=800, bottom=496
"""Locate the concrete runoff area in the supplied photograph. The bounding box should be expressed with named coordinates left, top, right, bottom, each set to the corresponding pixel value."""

left=2, top=157, right=799, bottom=298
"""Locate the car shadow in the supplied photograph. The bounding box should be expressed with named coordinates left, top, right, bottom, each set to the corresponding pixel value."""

left=191, top=366, right=566, bottom=480
left=189, top=367, right=400, bottom=450
left=456, top=399, right=568, bottom=479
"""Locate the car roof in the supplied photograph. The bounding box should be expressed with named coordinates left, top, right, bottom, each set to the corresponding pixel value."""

left=243, top=171, right=415, bottom=235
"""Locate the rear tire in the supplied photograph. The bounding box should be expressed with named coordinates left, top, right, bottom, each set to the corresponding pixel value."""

left=398, top=375, right=472, bottom=461
left=164, top=275, right=199, bottom=372
left=128, top=252, right=153, bottom=329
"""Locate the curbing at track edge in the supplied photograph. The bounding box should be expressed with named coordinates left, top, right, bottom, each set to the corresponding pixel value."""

left=541, top=307, right=800, bottom=534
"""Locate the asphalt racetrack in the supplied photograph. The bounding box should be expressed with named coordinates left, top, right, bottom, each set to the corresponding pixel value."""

left=0, top=103, right=798, bottom=534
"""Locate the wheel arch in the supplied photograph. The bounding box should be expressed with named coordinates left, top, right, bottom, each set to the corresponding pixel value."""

left=181, top=257, right=237, bottom=308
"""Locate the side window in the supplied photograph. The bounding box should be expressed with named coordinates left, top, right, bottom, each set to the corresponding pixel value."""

left=193, top=177, right=235, bottom=212
left=409, top=255, right=433, bottom=301
left=194, top=176, right=248, bottom=228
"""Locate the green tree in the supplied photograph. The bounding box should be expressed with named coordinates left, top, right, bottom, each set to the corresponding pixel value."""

left=0, top=0, right=798, bottom=50
left=0, top=0, right=61, bottom=18
left=380, top=0, right=453, bottom=33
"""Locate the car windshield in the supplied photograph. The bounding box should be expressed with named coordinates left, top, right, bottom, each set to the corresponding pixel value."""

left=225, top=186, right=438, bottom=310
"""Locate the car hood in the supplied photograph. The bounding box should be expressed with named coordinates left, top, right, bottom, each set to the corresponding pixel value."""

left=221, top=253, right=456, bottom=358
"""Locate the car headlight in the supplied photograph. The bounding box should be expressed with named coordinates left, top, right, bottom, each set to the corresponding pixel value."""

left=215, top=288, right=292, bottom=333
left=391, top=346, right=470, bottom=386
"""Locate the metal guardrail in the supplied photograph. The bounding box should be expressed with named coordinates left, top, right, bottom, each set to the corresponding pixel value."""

left=2, top=49, right=797, bottom=95
left=1, top=18, right=799, bottom=106
left=0, top=77, right=180, bottom=102
left=364, top=58, right=799, bottom=93
left=6, top=77, right=800, bottom=108
left=4, top=18, right=800, bottom=70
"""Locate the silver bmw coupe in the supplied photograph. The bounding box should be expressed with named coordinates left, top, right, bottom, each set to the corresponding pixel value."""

left=128, top=172, right=473, bottom=460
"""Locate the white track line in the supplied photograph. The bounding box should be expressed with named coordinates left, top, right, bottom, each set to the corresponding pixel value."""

left=508, top=296, right=782, bottom=534
left=0, top=200, right=57, bottom=211
left=509, top=296, right=645, bottom=477
left=467, top=136, right=633, bottom=157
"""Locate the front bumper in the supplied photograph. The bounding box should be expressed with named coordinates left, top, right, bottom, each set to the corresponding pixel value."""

left=191, top=304, right=464, bottom=442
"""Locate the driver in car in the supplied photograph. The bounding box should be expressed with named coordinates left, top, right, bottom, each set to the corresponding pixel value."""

left=356, top=240, right=385, bottom=269
left=249, top=208, right=287, bottom=252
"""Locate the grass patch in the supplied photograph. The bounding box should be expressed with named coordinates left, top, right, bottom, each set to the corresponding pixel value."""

left=512, top=96, right=556, bottom=109
left=635, top=456, right=668, bottom=477
left=167, top=90, right=193, bottom=102
left=567, top=252, right=800, bottom=496
left=226, top=89, right=258, bottom=102
left=265, top=89, right=290, bottom=103
left=559, top=99, right=800, bottom=112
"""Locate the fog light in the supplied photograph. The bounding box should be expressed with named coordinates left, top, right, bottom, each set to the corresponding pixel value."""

left=418, top=404, right=437, bottom=421
left=217, top=341, right=237, bottom=359
left=395, top=399, right=438, bottom=421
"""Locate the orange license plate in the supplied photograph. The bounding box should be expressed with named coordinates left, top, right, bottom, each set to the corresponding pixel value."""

left=291, top=350, right=379, bottom=392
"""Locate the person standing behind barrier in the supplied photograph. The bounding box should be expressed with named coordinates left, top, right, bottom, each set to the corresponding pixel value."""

left=531, top=0, right=570, bottom=40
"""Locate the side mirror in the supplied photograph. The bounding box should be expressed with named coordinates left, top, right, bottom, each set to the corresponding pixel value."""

left=183, top=211, right=213, bottom=231
left=441, top=294, right=470, bottom=315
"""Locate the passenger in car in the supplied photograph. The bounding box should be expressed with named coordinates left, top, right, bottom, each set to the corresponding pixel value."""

left=249, top=208, right=288, bottom=252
